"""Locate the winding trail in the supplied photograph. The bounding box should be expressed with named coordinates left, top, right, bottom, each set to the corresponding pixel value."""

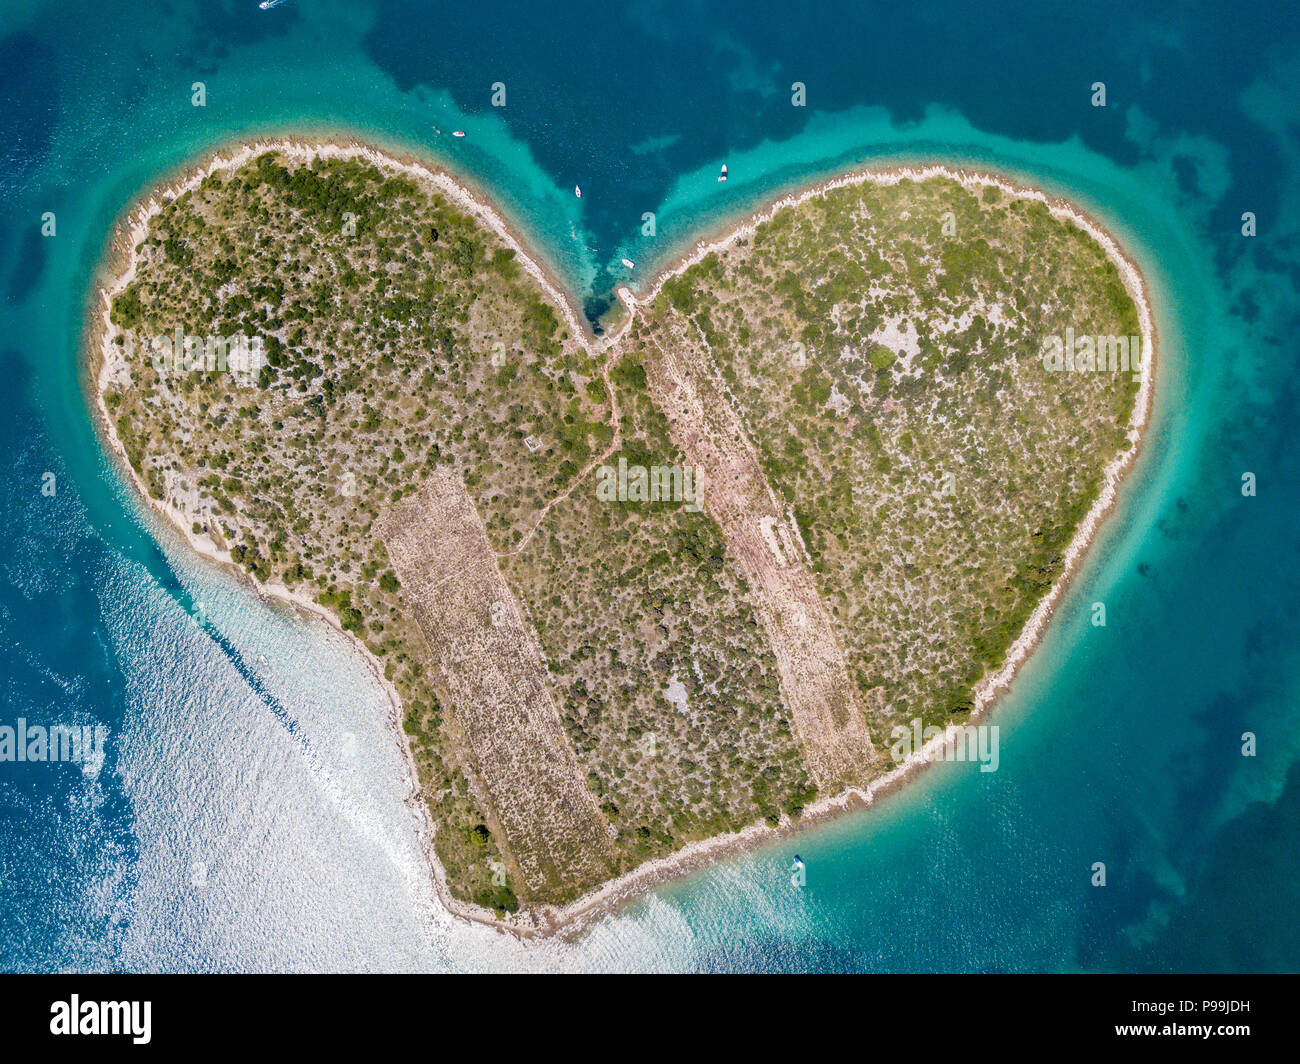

left=493, top=356, right=623, bottom=559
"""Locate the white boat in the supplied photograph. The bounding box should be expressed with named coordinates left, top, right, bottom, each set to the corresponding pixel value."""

left=718, top=164, right=728, bottom=182
left=258, top=0, right=284, bottom=9
left=574, top=185, right=582, bottom=198
left=621, top=258, right=635, bottom=269
left=451, top=130, right=466, bottom=138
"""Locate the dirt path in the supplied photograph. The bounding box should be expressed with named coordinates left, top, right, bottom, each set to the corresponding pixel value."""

left=494, top=355, right=623, bottom=559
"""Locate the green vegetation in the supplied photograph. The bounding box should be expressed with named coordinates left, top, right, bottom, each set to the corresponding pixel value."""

left=634, top=176, right=1142, bottom=743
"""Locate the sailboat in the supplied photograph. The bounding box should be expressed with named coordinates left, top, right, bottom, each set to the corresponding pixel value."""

left=718, top=163, right=728, bottom=182
left=574, top=185, right=582, bottom=198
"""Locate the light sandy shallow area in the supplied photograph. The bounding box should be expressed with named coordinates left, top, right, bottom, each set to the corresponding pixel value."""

left=87, top=137, right=1156, bottom=941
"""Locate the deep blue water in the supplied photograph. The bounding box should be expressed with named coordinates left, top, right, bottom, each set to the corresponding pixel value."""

left=1, top=0, right=1298, bottom=972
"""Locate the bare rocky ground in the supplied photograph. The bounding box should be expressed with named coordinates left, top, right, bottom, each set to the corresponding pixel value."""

left=636, top=308, right=878, bottom=789
left=380, top=468, right=617, bottom=899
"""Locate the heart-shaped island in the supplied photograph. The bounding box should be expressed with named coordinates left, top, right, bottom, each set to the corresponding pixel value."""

left=91, top=140, right=1153, bottom=935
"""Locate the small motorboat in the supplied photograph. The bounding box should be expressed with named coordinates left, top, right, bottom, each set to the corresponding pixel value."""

left=574, top=185, right=582, bottom=198
left=451, top=130, right=466, bottom=138
left=258, top=0, right=284, bottom=9
left=621, top=258, right=635, bottom=269
left=718, top=163, right=728, bottom=182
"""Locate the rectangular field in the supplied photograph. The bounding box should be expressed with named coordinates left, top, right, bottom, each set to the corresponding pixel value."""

left=639, top=313, right=878, bottom=788
left=379, top=467, right=617, bottom=901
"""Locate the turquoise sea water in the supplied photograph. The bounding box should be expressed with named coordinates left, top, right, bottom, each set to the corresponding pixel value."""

left=1, top=0, right=1298, bottom=971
